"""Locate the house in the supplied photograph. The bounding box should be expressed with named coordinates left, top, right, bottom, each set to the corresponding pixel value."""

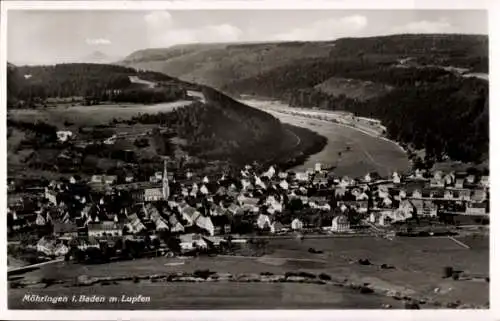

left=257, top=214, right=273, bottom=230
left=271, top=221, right=287, bottom=234
left=480, top=176, right=489, bottom=188
left=209, top=204, right=226, bottom=216
left=127, top=214, right=147, bottom=234
left=392, top=172, right=401, bottom=184
left=54, top=243, right=70, bottom=257
left=465, top=202, right=488, bottom=216
left=356, top=191, right=369, bottom=201
left=458, top=189, right=472, bottom=201
left=168, top=214, right=184, bottom=233
left=35, top=212, right=46, bottom=226
left=195, top=215, right=215, bottom=236
left=295, top=172, right=309, bottom=182
left=90, top=175, right=117, bottom=186
left=398, top=200, right=415, bottom=217
left=179, top=205, right=202, bottom=226
left=414, top=169, right=424, bottom=179
left=353, top=200, right=369, bottom=213
left=103, top=175, right=117, bottom=185
left=291, top=218, right=304, bottom=230
left=430, top=177, right=445, bottom=188
left=227, top=203, right=243, bottom=216
left=412, top=200, right=438, bottom=217
left=37, top=237, right=55, bottom=256
left=53, top=222, right=79, bottom=238
left=212, top=215, right=231, bottom=235
left=153, top=217, right=169, bottom=231
left=279, top=180, right=289, bottom=190
left=331, top=215, right=350, bottom=232
left=80, top=204, right=96, bottom=219
left=335, top=187, right=346, bottom=198
left=444, top=190, right=457, bottom=200
left=144, top=188, right=163, bottom=202
left=382, top=197, right=393, bottom=208
left=179, top=234, right=207, bottom=252
left=240, top=179, right=253, bottom=191
left=369, top=211, right=394, bottom=226
left=471, top=189, right=487, bottom=203
left=56, top=130, right=73, bottom=142
left=45, top=188, right=58, bottom=206
left=266, top=196, right=283, bottom=213
left=88, top=221, right=123, bottom=238
left=69, top=175, right=81, bottom=184
left=444, top=173, right=455, bottom=186
left=74, top=237, right=100, bottom=251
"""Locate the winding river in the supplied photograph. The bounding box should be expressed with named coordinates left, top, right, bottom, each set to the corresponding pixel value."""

left=241, top=99, right=411, bottom=178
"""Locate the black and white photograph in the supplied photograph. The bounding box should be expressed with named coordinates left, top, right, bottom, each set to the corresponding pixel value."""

left=2, top=2, right=492, bottom=314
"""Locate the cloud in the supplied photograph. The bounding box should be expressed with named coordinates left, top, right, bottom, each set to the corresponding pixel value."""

left=271, top=15, right=368, bottom=41
left=144, top=11, right=174, bottom=31
left=144, top=11, right=242, bottom=47
left=391, top=18, right=453, bottom=34
left=86, top=38, right=111, bottom=45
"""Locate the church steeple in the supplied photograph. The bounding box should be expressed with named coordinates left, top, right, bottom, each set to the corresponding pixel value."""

left=162, top=159, right=170, bottom=200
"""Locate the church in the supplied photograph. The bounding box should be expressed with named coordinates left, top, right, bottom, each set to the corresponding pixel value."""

left=137, top=160, right=170, bottom=202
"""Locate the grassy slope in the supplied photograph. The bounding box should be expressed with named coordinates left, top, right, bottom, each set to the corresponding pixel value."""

left=121, top=41, right=335, bottom=87
left=120, top=34, right=488, bottom=91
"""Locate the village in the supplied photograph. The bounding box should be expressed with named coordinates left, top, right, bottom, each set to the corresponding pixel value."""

left=7, top=154, right=490, bottom=267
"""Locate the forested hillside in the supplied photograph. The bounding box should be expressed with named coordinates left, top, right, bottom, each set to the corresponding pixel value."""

left=121, top=34, right=488, bottom=87
left=214, top=35, right=489, bottom=165
left=7, top=63, right=200, bottom=107
left=225, top=60, right=489, bottom=164
left=125, top=86, right=326, bottom=167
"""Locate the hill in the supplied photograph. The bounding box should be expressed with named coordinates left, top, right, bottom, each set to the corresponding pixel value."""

left=119, top=34, right=489, bottom=165
left=120, top=34, right=488, bottom=88
left=7, top=63, right=327, bottom=175
left=6, top=63, right=201, bottom=108
left=79, top=51, right=123, bottom=64
left=126, top=86, right=326, bottom=168
left=120, top=41, right=336, bottom=87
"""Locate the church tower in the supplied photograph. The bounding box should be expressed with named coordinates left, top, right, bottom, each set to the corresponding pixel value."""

left=162, top=159, right=170, bottom=200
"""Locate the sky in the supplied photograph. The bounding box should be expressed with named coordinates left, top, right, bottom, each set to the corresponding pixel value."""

left=7, top=9, right=488, bottom=65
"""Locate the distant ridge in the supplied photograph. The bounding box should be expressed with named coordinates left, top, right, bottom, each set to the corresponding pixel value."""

left=79, top=51, right=123, bottom=64
left=119, top=33, right=488, bottom=88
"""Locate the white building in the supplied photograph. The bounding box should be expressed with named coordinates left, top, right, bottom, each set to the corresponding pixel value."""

left=331, top=215, right=350, bottom=232
left=291, top=218, right=304, bottom=230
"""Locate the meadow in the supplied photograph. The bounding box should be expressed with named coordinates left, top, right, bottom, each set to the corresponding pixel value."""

left=9, top=235, right=488, bottom=309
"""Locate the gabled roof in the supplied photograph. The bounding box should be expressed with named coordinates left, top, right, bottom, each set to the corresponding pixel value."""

left=53, top=222, right=78, bottom=234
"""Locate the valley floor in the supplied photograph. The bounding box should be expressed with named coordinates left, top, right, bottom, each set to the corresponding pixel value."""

left=8, top=235, right=488, bottom=309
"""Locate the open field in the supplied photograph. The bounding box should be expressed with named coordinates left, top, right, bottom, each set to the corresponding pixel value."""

left=7, top=101, right=192, bottom=127
left=8, top=235, right=488, bottom=309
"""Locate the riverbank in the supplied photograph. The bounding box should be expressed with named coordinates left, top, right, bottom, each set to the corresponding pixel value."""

left=240, top=98, right=410, bottom=176
left=242, top=98, right=407, bottom=154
